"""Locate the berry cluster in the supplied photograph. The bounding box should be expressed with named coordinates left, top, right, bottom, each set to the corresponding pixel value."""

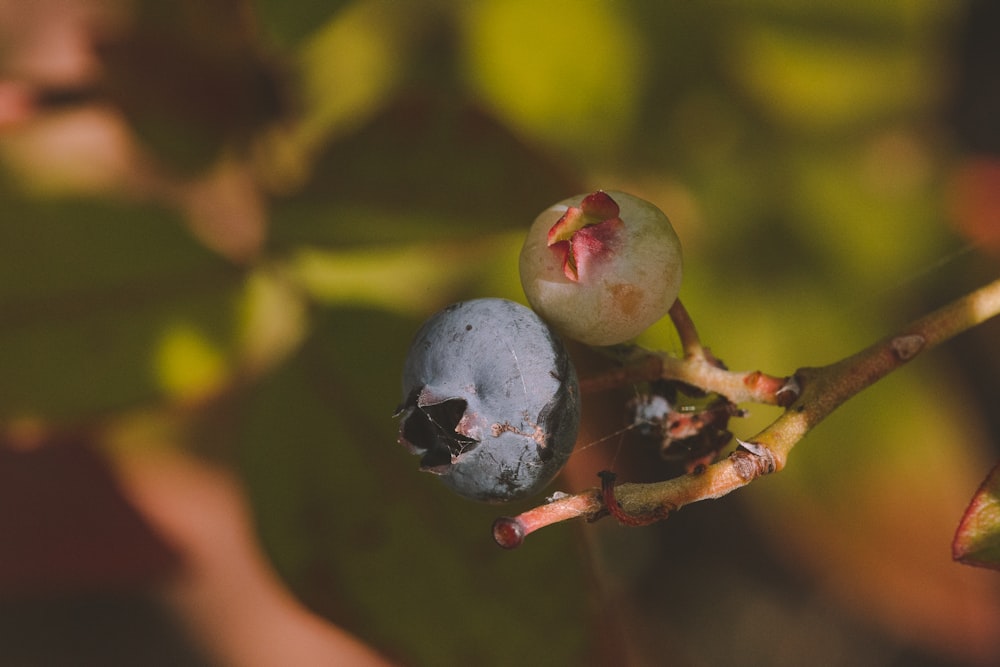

left=397, top=191, right=683, bottom=501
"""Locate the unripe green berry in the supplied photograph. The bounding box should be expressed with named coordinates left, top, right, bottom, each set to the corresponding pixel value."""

left=519, top=190, right=682, bottom=346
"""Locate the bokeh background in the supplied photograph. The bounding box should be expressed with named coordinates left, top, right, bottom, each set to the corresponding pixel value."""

left=2, top=0, right=1000, bottom=665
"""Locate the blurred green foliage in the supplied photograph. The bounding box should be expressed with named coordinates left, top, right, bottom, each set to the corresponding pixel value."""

left=3, top=0, right=999, bottom=664
left=0, top=189, right=245, bottom=418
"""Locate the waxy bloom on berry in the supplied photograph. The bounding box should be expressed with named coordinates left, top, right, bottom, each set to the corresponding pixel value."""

left=397, top=299, right=580, bottom=502
left=519, top=190, right=683, bottom=346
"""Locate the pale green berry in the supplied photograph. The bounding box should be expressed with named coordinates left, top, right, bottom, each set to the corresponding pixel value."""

left=519, top=190, right=682, bottom=346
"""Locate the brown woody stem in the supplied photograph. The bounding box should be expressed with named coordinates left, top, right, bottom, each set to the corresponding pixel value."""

left=496, top=276, right=1000, bottom=547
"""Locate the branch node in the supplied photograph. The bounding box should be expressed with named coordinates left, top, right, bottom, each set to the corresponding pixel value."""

left=890, top=334, right=926, bottom=361
left=599, top=471, right=668, bottom=526
left=775, top=375, right=801, bottom=406
left=731, top=439, right=778, bottom=481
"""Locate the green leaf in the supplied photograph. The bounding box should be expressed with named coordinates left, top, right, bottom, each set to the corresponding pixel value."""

left=269, top=92, right=580, bottom=252
left=461, top=0, right=644, bottom=153
left=954, top=460, right=1000, bottom=571
left=238, top=306, right=594, bottom=666
left=251, top=0, right=351, bottom=48
left=0, top=193, right=246, bottom=421
left=727, top=20, right=937, bottom=132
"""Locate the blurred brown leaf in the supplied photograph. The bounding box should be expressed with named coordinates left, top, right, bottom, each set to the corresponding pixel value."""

left=0, top=432, right=179, bottom=595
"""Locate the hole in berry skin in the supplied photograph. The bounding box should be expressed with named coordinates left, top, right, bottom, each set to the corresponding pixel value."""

left=422, top=399, right=470, bottom=438
left=418, top=443, right=452, bottom=469
left=401, top=407, right=434, bottom=451
left=400, top=396, right=479, bottom=470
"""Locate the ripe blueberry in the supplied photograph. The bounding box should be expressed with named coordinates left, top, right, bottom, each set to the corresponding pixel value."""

left=397, top=298, right=580, bottom=502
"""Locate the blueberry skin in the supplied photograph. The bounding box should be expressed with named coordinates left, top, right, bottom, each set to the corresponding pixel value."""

left=397, top=298, right=580, bottom=502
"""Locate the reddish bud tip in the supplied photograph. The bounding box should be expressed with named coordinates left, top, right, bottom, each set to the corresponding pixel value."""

left=580, top=190, right=619, bottom=219
left=492, top=516, right=526, bottom=549
left=546, top=191, right=621, bottom=246
left=545, top=191, right=624, bottom=282
left=546, top=206, right=585, bottom=246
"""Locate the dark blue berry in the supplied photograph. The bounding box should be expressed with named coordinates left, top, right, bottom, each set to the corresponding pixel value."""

left=397, top=298, right=580, bottom=502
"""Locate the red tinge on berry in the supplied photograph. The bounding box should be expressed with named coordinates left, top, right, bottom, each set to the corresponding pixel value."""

left=546, top=191, right=625, bottom=282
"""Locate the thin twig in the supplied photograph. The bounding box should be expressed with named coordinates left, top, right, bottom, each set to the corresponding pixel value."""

left=580, top=298, right=794, bottom=405
left=495, top=276, right=1000, bottom=547
left=658, top=355, right=795, bottom=406
left=668, top=299, right=704, bottom=359
left=579, top=345, right=795, bottom=406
